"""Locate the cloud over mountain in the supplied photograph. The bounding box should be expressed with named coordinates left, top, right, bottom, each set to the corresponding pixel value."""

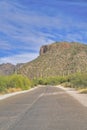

left=0, top=0, right=87, bottom=64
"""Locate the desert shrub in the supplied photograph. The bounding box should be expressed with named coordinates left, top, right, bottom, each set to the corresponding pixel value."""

left=32, top=76, right=69, bottom=86
left=34, top=73, right=87, bottom=89
left=8, top=74, right=31, bottom=90
left=68, top=73, right=87, bottom=88
left=0, top=76, right=9, bottom=92
left=32, top=78, right=39, bottom=87
left=0, top=74, right=31, bottom=93
left=62, top=82, right=73, bottom=88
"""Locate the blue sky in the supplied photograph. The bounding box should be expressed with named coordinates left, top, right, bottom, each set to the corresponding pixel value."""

left=0, top=0, right=87, bottom=64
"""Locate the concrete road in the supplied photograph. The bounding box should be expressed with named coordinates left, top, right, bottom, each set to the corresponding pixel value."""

left=0, top=86, right=87, bottom=130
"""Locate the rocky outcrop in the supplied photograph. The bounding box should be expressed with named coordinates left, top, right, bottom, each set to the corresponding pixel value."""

left=39, top=45, right=50, bottom=55
left=39, top=42, right=72, bottom=55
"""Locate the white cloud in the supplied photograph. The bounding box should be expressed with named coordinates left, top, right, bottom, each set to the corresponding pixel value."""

left=0, top=0, right=87, bottom=64
left=0, top=52, right=39, bottom=65
left=0, top=0, right=87, bottom=43
left=0, top=40, right=12, bottom=50
left=0, top=0, right=57, bottom=52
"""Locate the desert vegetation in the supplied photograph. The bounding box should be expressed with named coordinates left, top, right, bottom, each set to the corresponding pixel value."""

left=63, top=73, right=87, bottom=93
left=0, top=72, right=87, bottom=94
left=32, top=72, right=87, bottom=93
left=0, top=74, right=31, bottom=94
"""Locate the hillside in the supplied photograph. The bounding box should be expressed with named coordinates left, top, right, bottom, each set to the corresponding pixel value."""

left=0, top=63, right=24, bottom=76
left=0, top=63, right=15, bottom=75
left=17, top=42, right=87, bottom=79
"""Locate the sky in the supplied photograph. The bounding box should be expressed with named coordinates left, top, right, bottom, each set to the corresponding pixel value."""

left=0, top=0, right=87, bottom=64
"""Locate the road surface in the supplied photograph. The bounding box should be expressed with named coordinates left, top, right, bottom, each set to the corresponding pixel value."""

left=0, top=86, right=87, bottom=130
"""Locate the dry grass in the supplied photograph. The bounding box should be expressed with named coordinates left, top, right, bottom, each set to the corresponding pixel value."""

left=0, top=88, right=22, bottom=95
left=78, top=88, right=87, bottom=94
left=7, top=88, right=22, bottom=93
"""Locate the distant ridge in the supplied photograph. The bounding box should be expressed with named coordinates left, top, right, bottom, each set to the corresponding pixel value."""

left=17, top=41, right=87, bottom=79
left=0, top=63, right=15, bottom=75
left=0, top=63, right=24, bottom=76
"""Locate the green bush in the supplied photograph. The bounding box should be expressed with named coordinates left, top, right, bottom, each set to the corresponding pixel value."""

left=32, top=76, right=69, bottom=86
left=61, top=72, right=87, bottom=90
left=32, top=78, right=41, bottom=87
left=0, top=74, right=32, bottom=93
left=8, top=74, right=31, bottom=90
left=1, top=72, right=86, bottom=93
left=32, top=73, right=87, bottom=91
left=0, top=76, right=8, bottom=92
left=67, top=73, right=87, bottom=88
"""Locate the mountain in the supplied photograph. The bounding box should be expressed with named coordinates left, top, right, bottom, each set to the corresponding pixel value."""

left=17, top=42, right=87, bottom=79
left=0, top=63, right=15, bottom=75
left=0, top=63, right=24, bottom=76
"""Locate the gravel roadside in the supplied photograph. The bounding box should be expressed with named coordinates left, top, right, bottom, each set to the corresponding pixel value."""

left=0, top=85, right=87, bottom=107
left=0, top=87, right=38, bottom=100
left=58, top=85, right=87, bottom=107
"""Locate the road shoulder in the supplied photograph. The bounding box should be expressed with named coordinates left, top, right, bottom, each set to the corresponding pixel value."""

left=0, top=86, right=40, bottom=100
left=57, top=85, right=87, bottom=107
